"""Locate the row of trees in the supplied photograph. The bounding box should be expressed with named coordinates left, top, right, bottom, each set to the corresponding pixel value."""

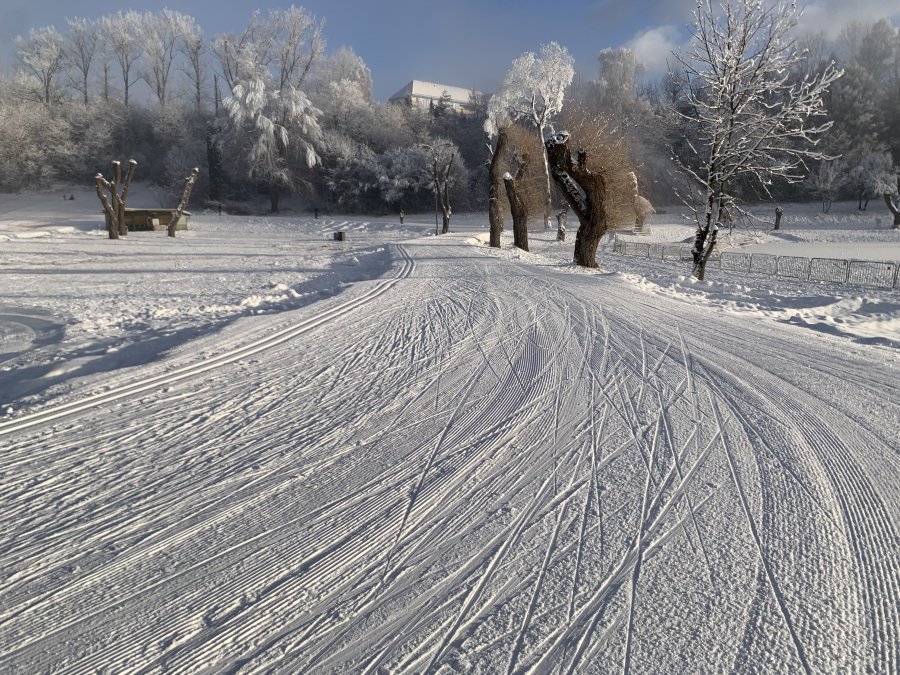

left=481, top=1, right=899, bottom=273
left=1, top=5, right=897, bottom=238
left=0, top=7, right=485, bottom=214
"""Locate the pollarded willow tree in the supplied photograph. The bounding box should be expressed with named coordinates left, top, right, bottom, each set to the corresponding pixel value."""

left=484, top=102, right=513, bottom=248
left=676, top=0, right=842, bottom=279
left=488, top=42, right=574, bottom=229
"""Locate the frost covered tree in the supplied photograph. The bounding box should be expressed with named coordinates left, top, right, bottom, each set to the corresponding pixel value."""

left=15, top=26, right=65, bottom=106
left=212, top=12, right=277, bottom=93
left=376, top=145, right=429, bottom=206
left=223, top=69, right=322, bottom=212
left=311, top=47, right=373, bottom=103
left=141, top=10, right=194, bottom=109
left=594, top=48, right=645, bottom=124
left=807, top=159, right=845, bottom=213
left=420, top=139, right=467, bottom=233
left=847, top=152, right=896, bottom=211
left=178, top=17, right=206, bottom=112
left=884, top=176, right=900, bottom=228
left=321, top=132, right=378, bottom=209
left=675, top=0, right=843, bottom=279
left=213, top=7, right=324, bottom=96
left=488, top=42, right=574, bottom=229
left=217, top=7, right=325, bottom=212
left=101, top=11, right=143, bottom=108
left=62, top=18, right=99, bottom=106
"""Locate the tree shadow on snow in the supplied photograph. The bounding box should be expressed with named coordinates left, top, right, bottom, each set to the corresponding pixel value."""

left=0, top=245, right=396, bottom=408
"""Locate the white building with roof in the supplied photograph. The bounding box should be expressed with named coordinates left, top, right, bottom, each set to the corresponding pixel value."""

left=388, top=80, right=481, bottom=114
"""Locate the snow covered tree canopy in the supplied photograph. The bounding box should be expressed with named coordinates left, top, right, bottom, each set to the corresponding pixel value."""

left=217, top=7, right=325, bottom=212
left=675, top=0, right=843, bottom=195
left=484, top=42, right=575, bottom=138
left=222, top=71, right=321, bottom=211
left=14, top=26, right=65, bottom=106
left=212, top=7, right=324, bottom=95
left=676, top=0, right=843, bottom=278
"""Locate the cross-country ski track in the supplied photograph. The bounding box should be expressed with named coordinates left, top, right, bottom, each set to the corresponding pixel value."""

left=1, top=235, right=897, bottom=673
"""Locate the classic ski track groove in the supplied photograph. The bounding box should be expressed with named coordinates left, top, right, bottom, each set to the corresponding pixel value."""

left=0, top=245, right=416, bottom=441
left=0, top=237, right=896, bottom=673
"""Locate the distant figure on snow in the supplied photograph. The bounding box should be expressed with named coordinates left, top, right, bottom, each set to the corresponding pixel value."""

left=314, top=207, right=319, bottom=219
left=400, top=209, right=405, bottom=224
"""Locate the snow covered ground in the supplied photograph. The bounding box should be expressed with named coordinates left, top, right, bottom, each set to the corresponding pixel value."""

left=0, top=196, right=898, bottom=673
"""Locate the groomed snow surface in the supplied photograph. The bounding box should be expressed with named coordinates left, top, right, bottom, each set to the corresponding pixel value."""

left=1, top=194, right=898, bottom=673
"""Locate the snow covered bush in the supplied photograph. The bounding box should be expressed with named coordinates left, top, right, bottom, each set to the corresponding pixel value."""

left=847, top=152, right=896, bottom=211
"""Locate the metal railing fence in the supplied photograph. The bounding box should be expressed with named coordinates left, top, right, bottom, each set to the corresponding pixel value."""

left=611, top=238, right=899, bottom=290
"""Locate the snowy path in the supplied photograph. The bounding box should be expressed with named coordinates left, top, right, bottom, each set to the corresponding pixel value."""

left=1, top=235, right=897, bottom=673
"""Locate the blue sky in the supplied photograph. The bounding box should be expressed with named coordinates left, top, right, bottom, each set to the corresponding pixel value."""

left=2, top=0, right=899, bottom=100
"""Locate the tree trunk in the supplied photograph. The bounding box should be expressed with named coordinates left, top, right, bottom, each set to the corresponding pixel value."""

left=539, top=129, right=553, bottom=229
left=885, top=181, right=900, bottom=228
left=557, top=205, right=568, bottom=242
left=95, top=176, right=120, bottom=240
left=118, top=159, right=137, bottom=236
left=692, top=195, right=728, bottom=280
left=118, top=201, right=127, bottom=236
left=440, top=173, right=452, bottom=234
left=695, top=225, right=718, bottom=280
left=545, top=133, right=608, bottom=268
left=95, top=159, right=137, bottom=240
left=504, top=156, right=529, bottom=252
left=169, top=168, right=199, bottom=238
left=270, top=186, right=280, bottom=213
left=487, top=128, right=509, bottom=248
left=206, top=121, right=223, bottom=204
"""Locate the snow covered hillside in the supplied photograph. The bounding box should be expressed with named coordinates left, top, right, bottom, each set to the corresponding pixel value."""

left=0, top=203, right=898, bottom=673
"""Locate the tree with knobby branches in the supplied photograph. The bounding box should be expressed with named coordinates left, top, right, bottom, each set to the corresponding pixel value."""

left=95, top=159, right=137, bottom=239
left=503, top=152, right=530, bottom=252
left=544, top=109, right=633, bottom=268
left=545, top=132, right=609, bottom=267
left=168, top=167, right=199, bottom=237
left=674, top=0, right=842, bottom=279
left=486, top=124, right=509, bottom=248
left=484, top=101, right=513, bottom=248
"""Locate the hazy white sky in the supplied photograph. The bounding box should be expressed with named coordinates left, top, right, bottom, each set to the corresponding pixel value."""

left=1, top=0, right=898, bottom=100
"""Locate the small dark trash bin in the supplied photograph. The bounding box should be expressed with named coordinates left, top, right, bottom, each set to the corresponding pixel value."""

left=334, top=231, right=347, bottom=241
